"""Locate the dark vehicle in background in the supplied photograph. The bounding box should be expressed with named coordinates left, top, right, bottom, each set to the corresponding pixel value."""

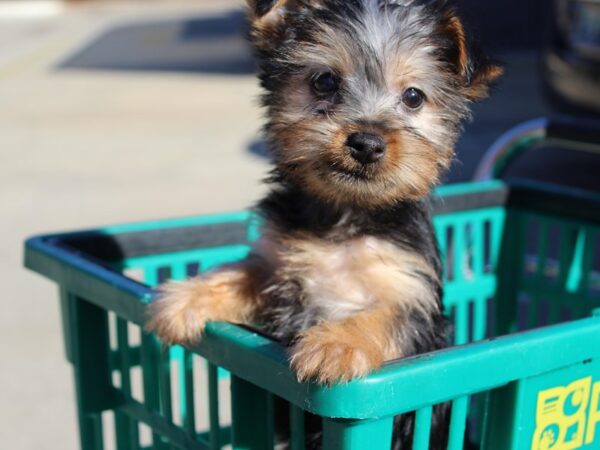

left=544, top=0, right=600, bottom=113
left=475, top=0, right=600, bottom=190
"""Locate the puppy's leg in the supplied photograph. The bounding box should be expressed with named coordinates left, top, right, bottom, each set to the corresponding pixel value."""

left=290, top=307, right=402, bottom=385
left=146, top=258, right=266, bottom=345
left=290, top=259, right=442, bottom=385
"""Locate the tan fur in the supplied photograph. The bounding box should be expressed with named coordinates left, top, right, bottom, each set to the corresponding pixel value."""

left=445, top=14, right=469, bottom=78
left=259, top=227, right=439, bottom=321
left=439, top=10, right=503, bottom=100
left=465, top=65, right=504, bottom=101
left=146, top=264, right=263, bottom=344
left=290, top=307, right=401, bottom=384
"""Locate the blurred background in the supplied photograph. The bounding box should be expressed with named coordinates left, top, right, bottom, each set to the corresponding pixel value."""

left=1, top=0, right=598, bottom=448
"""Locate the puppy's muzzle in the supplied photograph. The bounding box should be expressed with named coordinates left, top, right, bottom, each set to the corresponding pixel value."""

left=346, top=132, right=386, bottom=165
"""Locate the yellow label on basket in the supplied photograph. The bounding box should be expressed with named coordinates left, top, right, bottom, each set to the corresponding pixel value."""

left=531, top=377, right=600, bottom=450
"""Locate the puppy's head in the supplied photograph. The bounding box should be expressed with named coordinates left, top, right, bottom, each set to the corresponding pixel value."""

left=246, top=0, right=502, bottom=208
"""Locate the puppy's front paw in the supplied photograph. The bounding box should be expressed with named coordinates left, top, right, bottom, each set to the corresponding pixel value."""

left=290, top=323, right=384, bottom=385
left=146, top=280, right=214, bottom=345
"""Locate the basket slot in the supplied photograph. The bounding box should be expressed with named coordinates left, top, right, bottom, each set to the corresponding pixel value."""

left=568, top=227, right=600, bottom=316
left=158, top=349, right=174, bottom=427
left=116, top=317, right=141, bottom=449
left=448, top=294, right=491, bottom=345
left=207, top=363, right=222, bottom=450
left=322, top=417, right=394, bottom=450
left=143, top=266, right=159, bottom=288
left=533, top=219, right=549, bottom=279
left=170, top=263, right=187, bottom=281
left=481, top=220, right=492, bottom=275
left=165, top=347, right=199, bottom=448
left=180, top=349, right=196, bottom=437
left=470, top=220, right=484, bottom=278
left=81, top=414, right=105, bottom=450
left=472, top=295, right=487, bottom=341
left=140, top=333, right=168, bottom=449
left=230, top=376, right=275, bottom=449
left=289, top=405, right=306, bottom=450
left=412, top=406, right=433, bottom=450
left=186, top=262, right=201, bottom=278
left=453, top=300, right=468, bottom=345
left=447, top=396, right=469, bottom=450
left=434, top=220, right=449, bottom=277
left=558, top=225, right=580, bottom=288
left=579, top=229, right=595, bottom=299
left=445, top=226, right=455, bottom=282
left=157, top=267, right=172, bottom=285
left=453, top=222, right=466, bottom=283
left=489, top=211, right=505, bottom=272
left=526, top=294, right=540, bottom=330
left=63, top=293, right=117, bottom=450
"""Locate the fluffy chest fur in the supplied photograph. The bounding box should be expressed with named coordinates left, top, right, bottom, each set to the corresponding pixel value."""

left=290, top=236, right=388, bottom=320
left=254, top=221, right=439, bottom=341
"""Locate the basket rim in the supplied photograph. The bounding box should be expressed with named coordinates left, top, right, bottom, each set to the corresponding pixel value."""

left=23, top=179, right=600, bottom=419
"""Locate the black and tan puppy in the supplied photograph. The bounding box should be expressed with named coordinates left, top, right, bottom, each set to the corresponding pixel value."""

left=148, top=0, right=500, bottom=447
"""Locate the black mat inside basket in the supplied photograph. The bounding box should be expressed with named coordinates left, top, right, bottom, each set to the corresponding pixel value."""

left=432, top=185, right=509, bottom=215
left=58, top=221, right=250, bottom=264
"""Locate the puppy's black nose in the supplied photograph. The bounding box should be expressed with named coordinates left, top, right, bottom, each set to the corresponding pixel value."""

left=346, top=132, right=386, bottom=164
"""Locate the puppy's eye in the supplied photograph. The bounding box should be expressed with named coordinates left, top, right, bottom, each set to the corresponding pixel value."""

left=402, top=88, right=426, bottom=109
left=311, top=72, right=340, bottom=95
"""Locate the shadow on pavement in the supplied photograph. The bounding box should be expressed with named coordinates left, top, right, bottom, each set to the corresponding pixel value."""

left=58, top=10, right=255, bottom=74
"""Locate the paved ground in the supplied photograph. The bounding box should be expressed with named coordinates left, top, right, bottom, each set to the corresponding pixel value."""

left=0, top=1, right=553, bottom=448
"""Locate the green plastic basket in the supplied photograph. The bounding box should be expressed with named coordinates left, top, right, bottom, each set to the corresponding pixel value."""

left=24, top=180, right=600, bottom=450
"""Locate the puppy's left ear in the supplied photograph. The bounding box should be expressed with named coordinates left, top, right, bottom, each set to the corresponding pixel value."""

left=246, top=0, right=287, bottom=26
left=438, top=6, right=503, bottom=101
left=245, top=0, right=297, bottom=49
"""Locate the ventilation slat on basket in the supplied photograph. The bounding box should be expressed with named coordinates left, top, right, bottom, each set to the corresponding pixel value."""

left=171, top=263, right=187, bottom=282
left=453, top=221, right=466, bottom=283
left=140, top=333, right=167, bottom=449
left=454, top=301, right=468, bottom=345
left=322, top=416, right=394, bottom=450
left=207, top=363, right=221, bottom=450
left=558, top=224, right=577, bottom=288
left=527, top=295, right=540, bottom=329
left=179, top=349, right=196, bottom=437
left=490, top=210, right=505, bottom=272
left=412, top=406, right=432, bottom=450
left=471, top=220, right=484, bottom=278
left=473, top=295, right=487, bottom=342
left=580, top=229, right=596, bottom=301
left=448, top=397, right=468, bottom=450
left=159, top=349, right=174, bottom=424
left=290, top=405, right=305, bottom=450
left=116, top=318, right=140, bottom=449
left=143, top=266, right=159, bottom=288
left=230, top=375, right=275, bottom=449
